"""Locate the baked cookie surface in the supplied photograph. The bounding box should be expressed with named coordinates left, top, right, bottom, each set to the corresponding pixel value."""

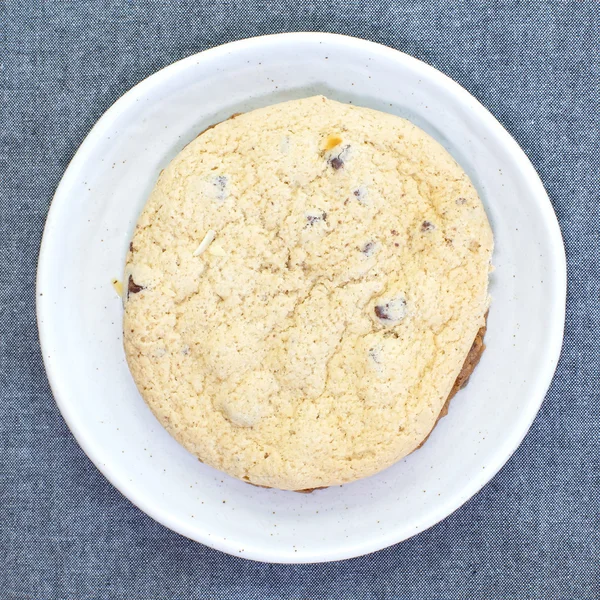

left=123, top=96, right=493, bottom=490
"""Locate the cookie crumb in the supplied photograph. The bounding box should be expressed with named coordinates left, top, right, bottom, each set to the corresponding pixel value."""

left=112, top=279, right=123, bottom=298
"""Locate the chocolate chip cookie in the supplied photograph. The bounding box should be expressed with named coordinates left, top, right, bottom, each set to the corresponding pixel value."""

left=123, top=96, right=493, bottom=490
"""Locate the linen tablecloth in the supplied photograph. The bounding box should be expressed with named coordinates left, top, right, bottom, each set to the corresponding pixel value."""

left=1, top=1, right=599, bottom=598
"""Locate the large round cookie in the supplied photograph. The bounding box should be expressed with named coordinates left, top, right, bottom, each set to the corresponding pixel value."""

left=123, top=96, right=493, bottom=491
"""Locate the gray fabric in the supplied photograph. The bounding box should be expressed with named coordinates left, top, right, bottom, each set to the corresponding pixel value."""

left=1, top=1, right=599, bottom=598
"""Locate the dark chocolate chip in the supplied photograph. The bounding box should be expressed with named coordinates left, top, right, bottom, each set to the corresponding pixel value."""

left=368, top=347, right=382, bottom=364
left=305, top=211, right=327, bottom=226
left=209, top=175, right=228, bottom=201
left=127, top=275, right=144, bottom=297
left=374, top=305, right=389, bottom=320
left=351, top=186, right=367, bottom=203
left=421, top=221, right=435, bottom=232
left=361, top=241, right=376, bottom=256
left=329, top=156, right=344, bottom=170
left=374, top=298, right=407, bottom=324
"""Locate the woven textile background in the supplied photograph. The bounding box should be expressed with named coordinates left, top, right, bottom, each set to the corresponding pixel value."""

left=1, top=1, right=599, bottom=598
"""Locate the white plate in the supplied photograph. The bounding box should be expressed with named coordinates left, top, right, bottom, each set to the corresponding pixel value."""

left=37, top=33, right=566, bottom=563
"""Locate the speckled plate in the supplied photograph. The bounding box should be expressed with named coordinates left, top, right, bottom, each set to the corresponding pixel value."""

left=37, top=33, right=566, bottom=563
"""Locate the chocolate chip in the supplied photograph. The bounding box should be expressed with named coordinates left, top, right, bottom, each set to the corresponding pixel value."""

left=374, top=298, right=407, bottom=325
left=360, top=241, right=377, bottom=257
left=305, top=211, right=327, bottom=226
left=421, top=221, right=435, bottom=232
left=351, top=185, right=367, bottom=203
left=368, top=347, right=382, bottom=364
left=390, top=229, right=398, bottom=236
left=329, top=156, right=344, bottom=170
left=127, top=275, right=144, bottom=297
left=212, top=175, right=228, bottom=201
left=215, top=175, right=227, bottom=191
left=374, top=305, right=389, bottom=320
left=328, top=145, right=351, bottom=171
left=129, top=242, right=134, bottom=252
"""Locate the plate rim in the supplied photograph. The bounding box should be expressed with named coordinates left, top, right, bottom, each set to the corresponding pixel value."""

left=36, top=31, right=567, bottom=563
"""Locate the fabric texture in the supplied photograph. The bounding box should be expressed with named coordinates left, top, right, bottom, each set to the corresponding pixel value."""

left=1, top=1, right=598, bottom=598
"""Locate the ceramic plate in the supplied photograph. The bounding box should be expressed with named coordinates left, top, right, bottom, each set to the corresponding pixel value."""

left=37, top=33, right=566, bottom=563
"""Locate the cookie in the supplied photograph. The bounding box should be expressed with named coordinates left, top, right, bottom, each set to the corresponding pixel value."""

left=123, top=96, right=493, bottom=490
